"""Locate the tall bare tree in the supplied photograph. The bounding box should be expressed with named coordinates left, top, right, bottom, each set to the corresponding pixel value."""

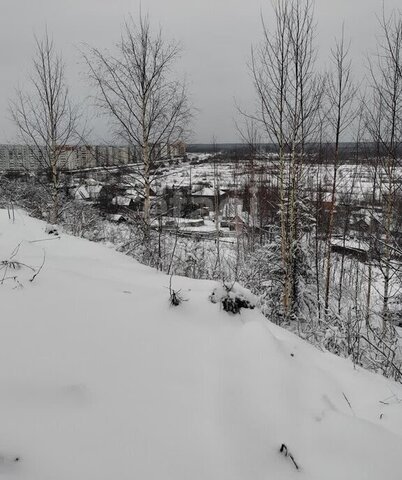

left=366, top=9, right=402, bottom=329
left=83, top=14, right=191, bottom=238
left=323, top=26, right=357, bottom=317
left=249, top=0, right=322, bottom=320
left=10, top=31, right=80, bottom=224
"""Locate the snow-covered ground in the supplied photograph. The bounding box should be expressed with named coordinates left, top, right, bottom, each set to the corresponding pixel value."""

left=1, top=209, right=402, bottom=480
left=155, top=158, right=402, bottom=202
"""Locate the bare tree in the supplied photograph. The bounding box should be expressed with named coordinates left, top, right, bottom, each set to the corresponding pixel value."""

left=235, top=118, right=261, bottom=251
left=10, top=31, right=81, bottom=224
left=366, top=8, right=402, bottom=330
left=323, top=25, right=357, bottom=317
left=83, top=13, right=191, bottom=238
left=211, top=136, right=222, bottom=278
left=248, top=0, right=322, bottom=320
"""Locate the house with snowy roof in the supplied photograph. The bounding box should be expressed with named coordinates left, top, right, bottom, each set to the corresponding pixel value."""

left=191, top=186, right=227, bottom=212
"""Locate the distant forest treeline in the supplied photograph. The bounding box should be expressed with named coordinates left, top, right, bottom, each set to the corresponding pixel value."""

left=187, top=143, right=402, bottom=160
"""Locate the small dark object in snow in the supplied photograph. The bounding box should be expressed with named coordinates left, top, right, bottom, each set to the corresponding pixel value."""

left=45, top=225, right=59, bottom=236
left=210, top=283, right=256, bottom=314
left=168, top=274, right=185, bottom=307
left=280, top=443, right=299, bottom=470
left=0, top=455, right=20, bottom=466
left=170, top=290, right=181, bottom=306
left=222, top=296, right=255, bottom=314
left=380, top=413, right=383, bottom=419
left=290, top=353, right=294, bottom=357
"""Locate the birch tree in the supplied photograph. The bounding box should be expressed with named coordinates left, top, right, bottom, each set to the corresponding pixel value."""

left=323, top=26, right=357, bottom=317
left=10, top=31, right=80, bottom=224
left=366, top=9, right=402, bottom=330
left=84, top=14, right=191, bottom=238
left=249, top=0, right=322, bottom=320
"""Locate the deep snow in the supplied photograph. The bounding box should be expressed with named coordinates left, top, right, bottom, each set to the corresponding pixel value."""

left=1, top=209, right=402, bottom=480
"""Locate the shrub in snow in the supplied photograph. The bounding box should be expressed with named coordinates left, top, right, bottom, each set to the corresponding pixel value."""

left=168, top=275, right=186, bottom=307
left=235, top=242, right=284, bottom=319
left=0, top=243, right=44, bottom=287
left=169, top=289, right=183, bottom=306
left=209, top=282, right=257, bottom=314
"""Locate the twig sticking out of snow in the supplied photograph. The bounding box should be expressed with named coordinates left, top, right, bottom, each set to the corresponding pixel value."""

left=342, top=392, right=355, bottom=416
left=9, top=242, right=22, bottom=260
left=280, top=443, right=299, bottom=470
left=1, top=243, right=45, bottom=287
left=168, top=273, right=185, bottom=307
left=7, top=202, right=15, bottom=223
left=30, top=250, right=46, bottom=283
left=379, top=391, right=402, bottom=405
left=28, top=237, right=60, bottom=244
left=0, top=259, right=34, bottom=285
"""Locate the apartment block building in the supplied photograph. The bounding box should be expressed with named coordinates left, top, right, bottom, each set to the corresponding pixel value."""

left=0, top=145, right=41, bottom=171
left=0, top=142, right=186, bottom=172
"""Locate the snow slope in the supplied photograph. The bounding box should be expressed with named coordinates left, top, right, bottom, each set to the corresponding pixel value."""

left=1, top=209, right=402, bottom=480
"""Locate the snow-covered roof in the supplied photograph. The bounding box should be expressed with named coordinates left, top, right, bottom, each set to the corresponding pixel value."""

left=86, top=178, right=100, bottom=186
left=124, top=188, right=139, bottom=196
left=112, top=196, right=132, bottom=206
left=87, top=185, right=102, bottom=197
left=192, top=187, right=225, bottom=197
left=331, top=238, right=369, bottom=252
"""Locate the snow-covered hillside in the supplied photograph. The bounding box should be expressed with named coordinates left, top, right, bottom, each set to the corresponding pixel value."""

left=1, top=209, right=402, bottom=480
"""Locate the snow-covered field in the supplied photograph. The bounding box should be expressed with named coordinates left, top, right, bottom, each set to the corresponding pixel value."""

left=1, top=209, right=402, bottom=480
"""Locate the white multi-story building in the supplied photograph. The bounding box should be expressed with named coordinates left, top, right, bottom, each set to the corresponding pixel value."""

left=0, top=145, right=42, bottom=171
left=0, top=142, right=185, bottom=172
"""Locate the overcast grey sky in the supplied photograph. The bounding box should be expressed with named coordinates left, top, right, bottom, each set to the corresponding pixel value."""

left=0, top=0, right=401, bottom=144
